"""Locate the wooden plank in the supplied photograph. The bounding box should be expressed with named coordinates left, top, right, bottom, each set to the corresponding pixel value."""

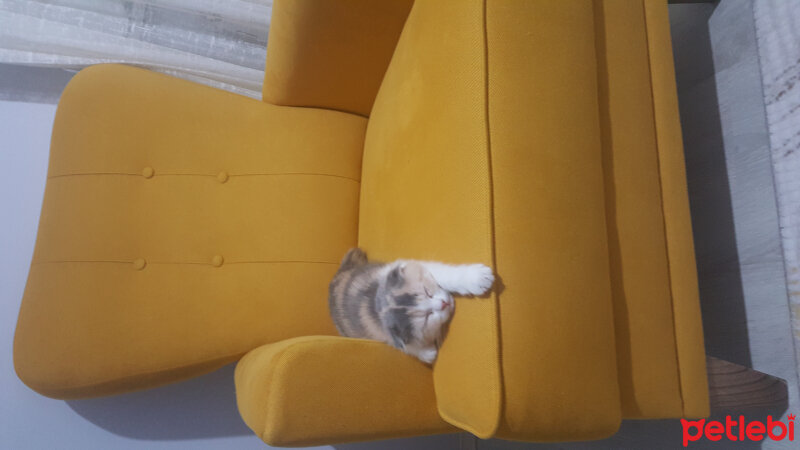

left=707, top=356, right=789, bottom=412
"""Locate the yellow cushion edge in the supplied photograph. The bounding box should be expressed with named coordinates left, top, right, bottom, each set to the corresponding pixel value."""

left=643, top=0, right=710, bottom=418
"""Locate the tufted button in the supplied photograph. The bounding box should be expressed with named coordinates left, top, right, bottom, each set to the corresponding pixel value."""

left=142, top=167, right=155, bottom=179
left=133, top=258, right=147, bottom=270
left=211, top=255, right=224, bottom=267
left=216, top=171, right=229, bottom=183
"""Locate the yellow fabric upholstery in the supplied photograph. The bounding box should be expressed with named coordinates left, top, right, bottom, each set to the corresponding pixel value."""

left=14, top=64, right=365, bottom=398
left=15, top=0, right=708, bottom=444
left=358, top=0, right=502, bottom=438
left=263, top=0, right=414, bottom=117
left=596, top=0, right=681, bottom=418
left=595, top=0, right=709, bottom=419
left=359, top=0, right=706, bottom=441
left=486, top=0, right=623, bottom=441
left=235, top=336, right=454, bottom=447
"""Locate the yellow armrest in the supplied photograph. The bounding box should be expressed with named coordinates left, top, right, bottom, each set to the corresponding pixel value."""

left=264, top=0, right=414, bottom=116
left=234, top=336, right=454, bottom=447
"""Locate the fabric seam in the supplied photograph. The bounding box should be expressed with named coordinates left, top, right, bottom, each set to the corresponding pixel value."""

left=31, top=260, right=337, bottom=266
left=437, top=0, right=503, bottom=439
left=47, top=172, right=361, bottom=183
left=481, top=0, right=503, bottom=438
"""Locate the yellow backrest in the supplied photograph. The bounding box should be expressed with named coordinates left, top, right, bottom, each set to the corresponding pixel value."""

left=14, top=65, right=366, bottom=398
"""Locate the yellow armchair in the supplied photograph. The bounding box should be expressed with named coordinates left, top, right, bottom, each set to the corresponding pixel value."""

left=16, top=0, right=739, bottom=446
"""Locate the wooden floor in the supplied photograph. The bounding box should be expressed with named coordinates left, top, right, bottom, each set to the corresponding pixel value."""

left=707, top=356, right=788, bottom=412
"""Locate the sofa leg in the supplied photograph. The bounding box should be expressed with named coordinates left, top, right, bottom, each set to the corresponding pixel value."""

left=707, top=356, right=789, bottom=412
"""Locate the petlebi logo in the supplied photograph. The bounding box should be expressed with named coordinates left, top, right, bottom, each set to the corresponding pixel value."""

left=682, top=414, right=795, bottom=446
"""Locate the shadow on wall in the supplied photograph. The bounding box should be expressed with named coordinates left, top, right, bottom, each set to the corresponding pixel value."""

left=67, top=363, right=252, bottom=440
left=67, top=363, right=464, bottom=448
left=333, top=433, right=461, bottom=450
left=483, top=410, right=789, bottom=450
left=670, top=2, right=752, bottom=367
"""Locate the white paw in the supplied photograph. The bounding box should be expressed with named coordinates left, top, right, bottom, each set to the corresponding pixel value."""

left=461, top=264, right=495, bottom=296
left=417, top=348, right=438, bottom=364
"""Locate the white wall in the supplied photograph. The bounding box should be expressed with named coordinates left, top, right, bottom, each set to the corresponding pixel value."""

left=0, top=99, right=460, bottom=450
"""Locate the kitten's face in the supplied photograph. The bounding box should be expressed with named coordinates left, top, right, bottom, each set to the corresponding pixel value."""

left=382, top=262, right=453, bottom=347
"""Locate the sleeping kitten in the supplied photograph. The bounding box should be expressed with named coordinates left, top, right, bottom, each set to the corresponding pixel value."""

left=328, top=248, right=494, bottom=364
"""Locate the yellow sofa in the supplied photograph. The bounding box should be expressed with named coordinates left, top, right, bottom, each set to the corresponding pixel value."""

left=14, top=0, right=710, bottom=446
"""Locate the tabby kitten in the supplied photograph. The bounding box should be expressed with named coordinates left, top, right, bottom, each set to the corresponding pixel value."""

left=328, top=248, right=495, bottom=364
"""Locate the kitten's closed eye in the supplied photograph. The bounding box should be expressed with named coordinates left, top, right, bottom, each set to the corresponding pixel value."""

left=408, top=308, right=431, bottom=318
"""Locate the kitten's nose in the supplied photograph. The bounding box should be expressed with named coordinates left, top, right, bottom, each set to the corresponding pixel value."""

left=438, top=299, right=451, bottom=311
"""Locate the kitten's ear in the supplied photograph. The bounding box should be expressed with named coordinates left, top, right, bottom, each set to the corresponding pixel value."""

left=387, top=263, right=406, bottom=287
left=340, top=248, right=367, bottom=271
left=385, top=308, right=413, bottom=349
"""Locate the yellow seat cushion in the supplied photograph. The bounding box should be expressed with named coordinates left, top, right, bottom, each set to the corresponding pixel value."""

left=13, top=64, right=366, bottom=398
left=359, top=0, right=622, bottom=440
left=359, top=0, right=707, bottom=441
left=487, top=0, right=624, bottom=441
left=235, top=336, right=454, bottom=447
left=358, top=0, right=502, bottom=438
